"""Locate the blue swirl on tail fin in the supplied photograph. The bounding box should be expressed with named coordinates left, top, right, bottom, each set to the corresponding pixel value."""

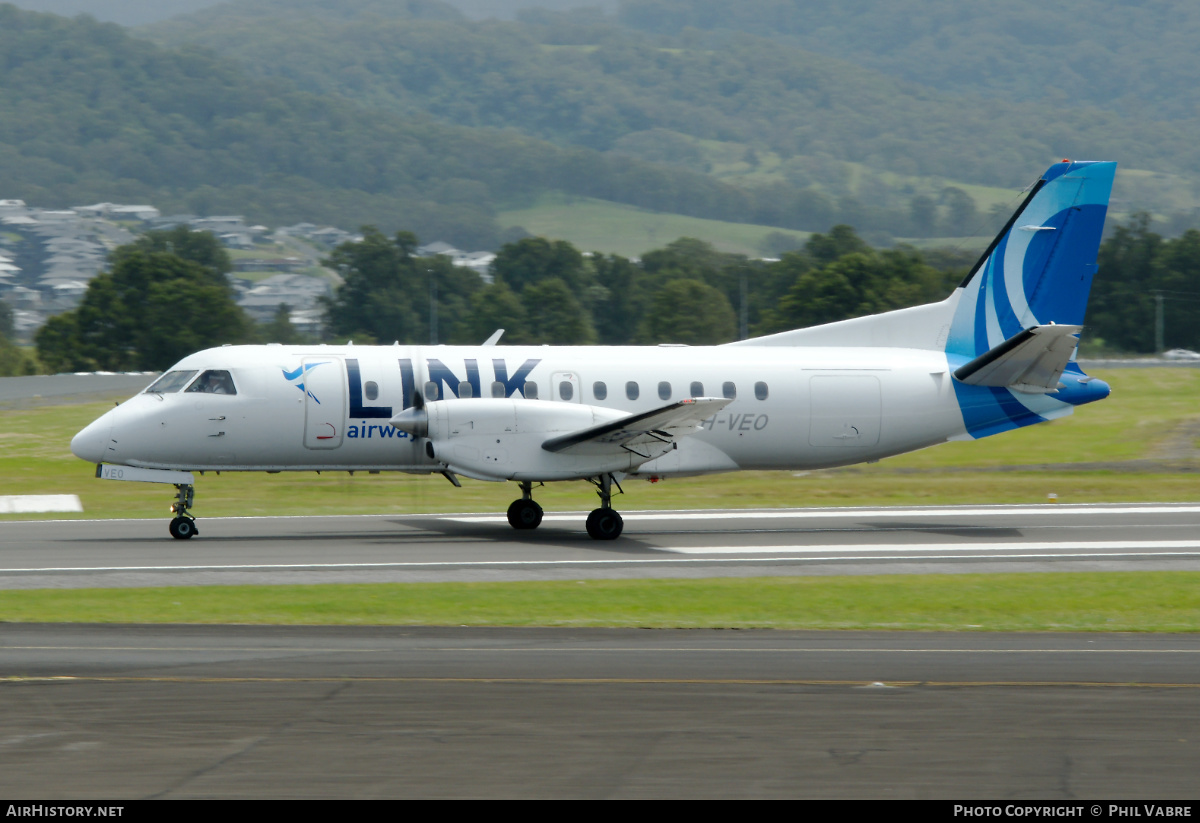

left=947, top=161, right=1116, bottom=438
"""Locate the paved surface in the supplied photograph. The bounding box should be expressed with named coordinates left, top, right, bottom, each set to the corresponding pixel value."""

left=3, top=504, right=1200, bottom=588
left=0, top=373, right=155, bottom=408
left=2, top=624, right=1198, bottom=799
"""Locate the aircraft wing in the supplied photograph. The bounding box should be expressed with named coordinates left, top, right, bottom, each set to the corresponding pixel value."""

left=542, top=397, right=732, bottom=459
left=953, top=324, right=1082, bottom=394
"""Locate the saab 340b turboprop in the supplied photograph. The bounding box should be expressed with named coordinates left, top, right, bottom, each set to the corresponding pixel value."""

left=71, top=160, right=1116, bottom=540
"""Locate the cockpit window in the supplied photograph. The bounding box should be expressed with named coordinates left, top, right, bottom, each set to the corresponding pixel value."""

left=145, top=370, right=198, bottom=394
left=185, top=370, right=237, bottom=395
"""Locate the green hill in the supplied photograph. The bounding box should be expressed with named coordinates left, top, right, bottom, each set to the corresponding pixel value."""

left=616, top=0, right=1200, bottom=123
left=0, top=3, right=815, bottom=247
left=136, top=0, right=1200, bottom=233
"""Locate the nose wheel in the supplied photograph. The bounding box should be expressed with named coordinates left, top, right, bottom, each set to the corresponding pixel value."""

left=169, top=483, right=198, bottom=540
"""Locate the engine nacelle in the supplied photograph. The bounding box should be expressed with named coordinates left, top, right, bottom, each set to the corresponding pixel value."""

left=391, top=398, right=644, bottom=481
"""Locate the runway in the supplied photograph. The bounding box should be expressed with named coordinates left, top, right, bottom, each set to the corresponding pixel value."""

left=2, top=624, right=1199, bottom=799
left=3, top=503, right=1200, bottom=588
left=4, top=504, right=1200, bottom=798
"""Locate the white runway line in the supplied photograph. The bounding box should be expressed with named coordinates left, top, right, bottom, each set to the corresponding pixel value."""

left=658, top=540, right=1200, bottom=555
left=448, top=505, right=1200, bottom=524
left=4, top=550, right=1200, bottom=575
left=0, top=495, right=82, bottom=514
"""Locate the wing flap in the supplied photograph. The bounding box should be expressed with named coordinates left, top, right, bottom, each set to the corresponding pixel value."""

left=542, top=397, right=732, bottom=457
left=953, top=324, right=1082, bottom=394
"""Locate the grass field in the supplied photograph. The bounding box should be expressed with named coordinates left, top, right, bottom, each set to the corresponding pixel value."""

left=498, top=193, right=811, bottom=258
left=1, top=367, right=1197, bottom=631
left=0, top=573, right=1196, bottom=632
left=2, top=367, right=1195, bottom=521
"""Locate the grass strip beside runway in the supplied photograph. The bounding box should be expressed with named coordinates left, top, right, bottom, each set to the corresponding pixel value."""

left=3, top=368, right=1199, bottom=520
left=1, top=572, right=1197, bottom=631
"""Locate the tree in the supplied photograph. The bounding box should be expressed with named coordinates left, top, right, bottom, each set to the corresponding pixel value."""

left=521, top=278, right=596, bottom=344
left=322, top=227, right=424, bottom=343
left=259, top=303, right=308, bottom=344
left=491, top=237, right=587, bottom=294
left=467, top=281, right=528, bottom=344
left=638, top=279, right=736, bottom=344
left=35, top=236, right=253, bottom=371
left=940, top=187, right=979, bottom=236
left=111, top=226, right=234, bottom=284
left=761, top=245, right=945, bottom=332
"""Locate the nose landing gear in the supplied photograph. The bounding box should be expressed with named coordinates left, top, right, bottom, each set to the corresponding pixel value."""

left=169, top=483, right=198, bottom=540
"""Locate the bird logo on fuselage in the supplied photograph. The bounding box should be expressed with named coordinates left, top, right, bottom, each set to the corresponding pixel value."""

left=282, top=362, right=329, bottom=404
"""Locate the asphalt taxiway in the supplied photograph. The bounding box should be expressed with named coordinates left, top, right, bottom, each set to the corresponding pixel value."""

left=3, top=503, right=1200, bottom=589
left=2, top=624, right=1199, bottom=798
left=4, top=504, right=1199, bottom=797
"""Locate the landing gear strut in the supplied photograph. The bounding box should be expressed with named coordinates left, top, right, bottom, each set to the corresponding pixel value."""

left=507, top=480, right=543, bottom=530
left=585, top=474, right=624, bottom=540
left=169, top=483, right=198, bottom=540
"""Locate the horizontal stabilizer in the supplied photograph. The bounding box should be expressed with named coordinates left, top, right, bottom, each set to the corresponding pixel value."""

left=542, top=397, right=732, bottom=457
left=953, top=324, right=1081, bottom=394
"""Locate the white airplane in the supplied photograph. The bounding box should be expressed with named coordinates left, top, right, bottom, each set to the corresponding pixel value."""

left=71, top=160, right=1116, bottom=540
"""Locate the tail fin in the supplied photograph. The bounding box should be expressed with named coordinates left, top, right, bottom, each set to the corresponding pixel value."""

left=947, top=160, right=1115, bottom=438
left=946, top=160, right=1116, bottom=361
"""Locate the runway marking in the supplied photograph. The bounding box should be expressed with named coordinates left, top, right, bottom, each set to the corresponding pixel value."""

left=7, top=646, right=1200, bottom=654
left=448, top=505, right=1200, bottom=524
left=659, top=540, right=1200, bottom=555
left=8, top=503, right=1200, bottom=527
left=4, top=675, right=1199, bottom=688
left=3, top=550, right=1200, bottom=574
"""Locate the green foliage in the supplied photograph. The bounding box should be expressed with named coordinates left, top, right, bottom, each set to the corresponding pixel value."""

left=259, top=303, right=310, bottom=345
left=0, top=4, right=791, bottom=248
left=322, top=228, right=483, bottom=345
left=0, top=299, right=14, bottom=340
left=492, top=237, right=585, bottom=293
left=142, top=1, right=1200, bottom=204
left=758, top=227, right=952, bottom=333
left=34, top=229, right=254, bottom=371
left=1087, top=215, right=1200, bottom=353
left=111, top=225, right=234, bottom=279
left=617, top=0, right=1200, bottom=126
left=638, top=278, right=735, bottom=344
left=521, top=277, right=596, bottom=344
left=467, top=280, right=527, bottom=344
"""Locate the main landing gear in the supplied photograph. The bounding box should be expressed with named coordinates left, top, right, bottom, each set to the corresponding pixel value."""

left=585, top=473, right=623, bottom=540
left=507, top=480, right=543, bottom=530
left=169, top=483, right=198, bottom=540
left=505, top=475, right=625, bottom=540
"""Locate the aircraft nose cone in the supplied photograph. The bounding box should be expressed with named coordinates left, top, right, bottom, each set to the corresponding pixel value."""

left=71, top=419, right=111, bottom=464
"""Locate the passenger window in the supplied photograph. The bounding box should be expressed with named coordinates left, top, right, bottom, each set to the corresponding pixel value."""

left=559, top=381, right=573, bottom=401
left=658, top=381, right=671, bottom=401
left=523, top=381, right=539, bottom=399
left=723, top=381, right=736, bottom=399
left=491, top=381, right=505, bottom=398
left=626, top=381, right=639, bottom=400
left=423, top=380, right=439, bottom=401
left=145, top=370, right=198, bottom=394
left=185, top=370, right=237, bottom=395
left=755, top=381, right=768, bottom=400
left=365, top=380, right=379, bottom=401
left=690, top=381, right=704, bottom=397
left=593, top=381, right=607, bottom=401
left=458, top=381, right=473, bottom=399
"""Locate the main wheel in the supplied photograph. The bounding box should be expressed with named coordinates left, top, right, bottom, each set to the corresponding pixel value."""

left=507, top=498, right=544, bottom=530
left=585, top=508, right=623, bottom=540
left=169, top=516, right=197, bottom=540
